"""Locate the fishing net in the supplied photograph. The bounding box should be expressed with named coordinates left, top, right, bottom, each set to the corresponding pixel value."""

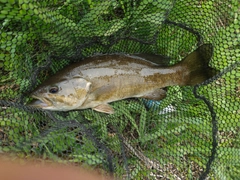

left=0, top=0, right=239, bottom=179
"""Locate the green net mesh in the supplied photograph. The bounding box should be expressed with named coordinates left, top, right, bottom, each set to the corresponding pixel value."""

left=0, top=0, right=239, bottom=179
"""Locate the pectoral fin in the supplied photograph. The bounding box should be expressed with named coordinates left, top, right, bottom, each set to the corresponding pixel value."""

left=141, top=88, right=166, bottom=100
left=92, top=104, right=114, bottom=114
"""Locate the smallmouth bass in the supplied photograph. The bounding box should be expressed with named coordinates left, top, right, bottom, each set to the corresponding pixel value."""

left=29, top=44, right=216, bottom=114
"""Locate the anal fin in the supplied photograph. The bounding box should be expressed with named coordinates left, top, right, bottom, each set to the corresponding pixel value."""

left=141, top=88, right=167, bottom=100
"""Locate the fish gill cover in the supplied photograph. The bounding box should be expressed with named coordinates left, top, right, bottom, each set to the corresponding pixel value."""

left=0, top=0, right=239, bottom=179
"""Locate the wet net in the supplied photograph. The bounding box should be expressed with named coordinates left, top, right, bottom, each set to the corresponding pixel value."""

left=0, top=0, right=239, bottom=179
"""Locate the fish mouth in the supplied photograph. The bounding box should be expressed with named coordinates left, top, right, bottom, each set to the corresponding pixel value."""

left=29, top=95, right=52, bottom=108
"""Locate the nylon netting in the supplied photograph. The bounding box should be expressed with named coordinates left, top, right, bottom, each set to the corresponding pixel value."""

left=0, top=0, right=239, bottom=179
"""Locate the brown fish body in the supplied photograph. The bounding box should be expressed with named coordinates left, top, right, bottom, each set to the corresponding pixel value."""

left=29, top=44, right=215, bottom=114
left=76, top=55, right=185, bottom=107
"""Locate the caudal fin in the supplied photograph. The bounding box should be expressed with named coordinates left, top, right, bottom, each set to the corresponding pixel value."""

left=180, top=44, right=217, bottom=86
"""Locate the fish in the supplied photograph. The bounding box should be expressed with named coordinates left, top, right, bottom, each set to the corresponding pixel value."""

left=29, top=44, right=216, bottom=114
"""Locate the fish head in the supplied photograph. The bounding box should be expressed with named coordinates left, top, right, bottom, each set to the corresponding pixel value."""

left=29, top=76, right=91, bottom=111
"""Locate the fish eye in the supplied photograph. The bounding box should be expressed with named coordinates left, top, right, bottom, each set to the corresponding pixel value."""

left=49, top=86, right=59, bottom=94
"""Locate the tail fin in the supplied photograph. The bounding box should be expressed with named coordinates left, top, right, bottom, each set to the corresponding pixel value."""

left=180, top=44, right=217, bottom=85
